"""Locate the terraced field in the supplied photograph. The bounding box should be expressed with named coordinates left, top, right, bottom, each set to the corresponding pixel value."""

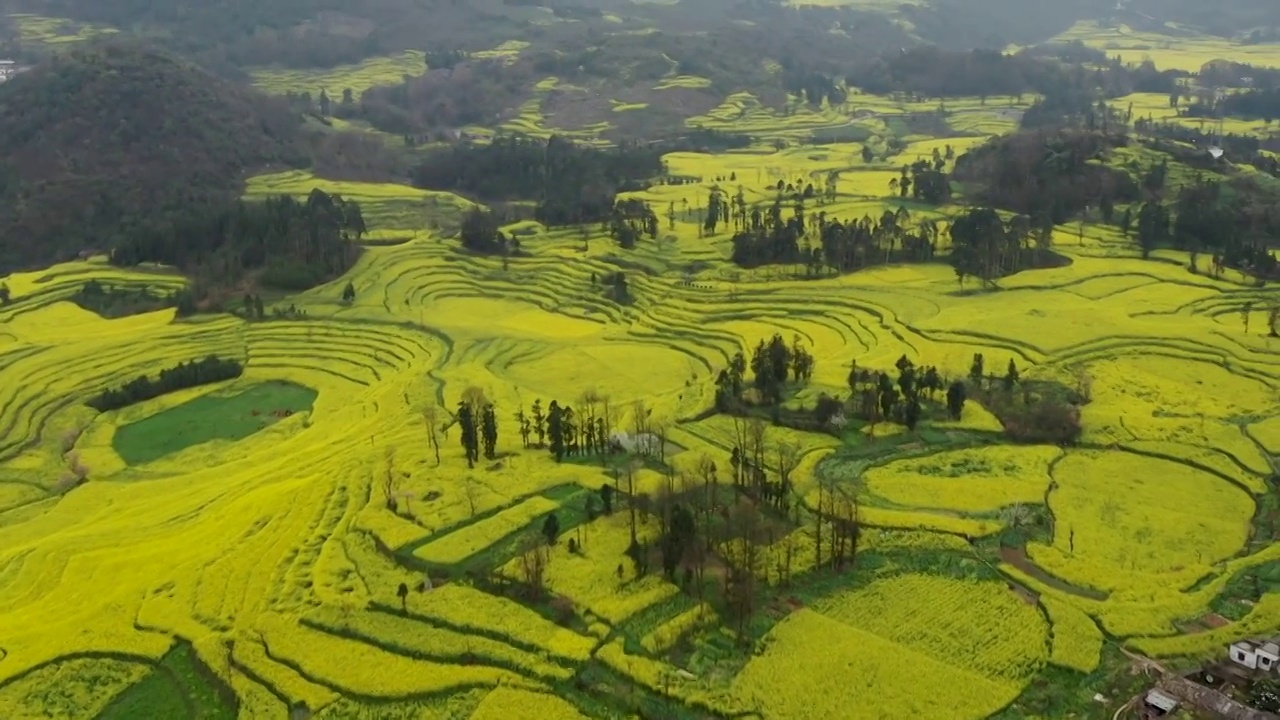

left=3, top=20, right=1280, bottom=718
left=2, top=164, right=1278, bottom=715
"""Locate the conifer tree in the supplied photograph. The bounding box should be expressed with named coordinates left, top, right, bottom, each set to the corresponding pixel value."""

left=481, top=403, right=498, bottom=459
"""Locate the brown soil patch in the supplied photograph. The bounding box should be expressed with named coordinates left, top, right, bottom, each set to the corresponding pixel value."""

left=1202, top=613, right=1231, bottom=629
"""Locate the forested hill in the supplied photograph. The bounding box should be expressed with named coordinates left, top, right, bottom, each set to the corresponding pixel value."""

left=0, top=42, right=311, bottom=272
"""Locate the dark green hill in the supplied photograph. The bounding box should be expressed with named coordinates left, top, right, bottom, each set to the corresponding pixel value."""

left=0, top=42, right=312, bottom=272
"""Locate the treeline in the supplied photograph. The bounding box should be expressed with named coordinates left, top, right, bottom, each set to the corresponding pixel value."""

left=1133, top=119, right=1264, bottom=162
left=1188, top=88, right=1280, bottom=121
left=729, top=199, right=944, bottom=273
left=1198, top=60, right=1280, bottom=90
left=359, top=58, right=535, bottom=133
left=110, top=189, right=365, bottom=292
left=410, top=136, right=664, bottom=226
left=711, top=331, right=1082, bottom=445
left=87, top=356, right=243, bottom=412
left=853, top=46, right=1185, bottom=101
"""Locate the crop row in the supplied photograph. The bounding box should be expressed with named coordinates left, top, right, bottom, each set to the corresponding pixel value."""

left=733, top=609, right=1022, bottom=719
left=814, top=574, right=1049, bottom=682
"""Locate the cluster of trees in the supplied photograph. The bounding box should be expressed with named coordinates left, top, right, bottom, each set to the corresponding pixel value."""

left=953, top=129, right=1139, bottom=224
left=71, top=280, right=178, bottom=318
left=732, top=203, right=943, bottom=273
left=963, top=353, right=1084, bottom=444
left=714, top=333, right=816, bottom=410
left=724, top=190, right=1052, bottom=288
left=780, top=60, right=846, bottom=108
left=410, top=136, right=664, bottom=227
left=1133, top=119, right=1264, bottom=162
left=839, top=355, right=962, bottom=436
left=514, top=394, right=622, bottom=464
left=110, top=189, right=365, bottom=293
left=1190, top=88, right=1280, bottom=122
left=948, top=207, right=1059, bottom=288
left=454, top=394, right=500, bottom=469
left=1199, top=60, right=1280, bottom=90
left=854, top=46, right=1185, bottom=105
left=87, top=356, right=242, bottom=412
left=1128, top=176, right=1280, bottom=278
left=458, top=208, right=521, bottom=257
left=607, top=199, right=659, bottom=249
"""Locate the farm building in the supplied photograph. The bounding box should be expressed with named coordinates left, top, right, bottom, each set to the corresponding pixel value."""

left=1143, top=689, right=1178, bottom=717
left=1231, top=641, right=1280, bottom=671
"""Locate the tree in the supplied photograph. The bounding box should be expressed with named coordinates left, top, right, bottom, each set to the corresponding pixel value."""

left=456, top=400, right=479, bottom=468
left=1136, top=201, right=1169, bottom=259
left=601, top=483, right=614, bottom=515
left=1003, top=358, right=1020, bottom=392
left=341, top=88, right=354, bottom=106
left=946, top=381, right=967, bottom=419
left=319, top=89, right=331, bottom=116
left=1120, top=207, right=1133, bottom=236
left=397, top=582, right=409, bottom=611
left=422, top=402, right=442, bottom=466
left=904, top=396, right=922, bottom=431
left=547, top=400, right=565, bottom=461
left=969, top=353, right=985, bottom=389
left=542, top=513, right=561, bottom=544
left=342, top=281, right=355, bottom=303
left=532, top=399, right=546, bottom=447
left=519, top=536, right=550, bottom=598
left=660, top=503, right=696, bottom=580
left=481, top=403, right=498, bottom=459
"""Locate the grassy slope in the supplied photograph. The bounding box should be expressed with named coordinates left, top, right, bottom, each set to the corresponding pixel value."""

left=112, top=381, right=318, bottom=466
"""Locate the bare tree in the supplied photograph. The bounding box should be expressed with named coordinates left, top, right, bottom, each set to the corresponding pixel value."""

left=519, top=535, right=551, bottom=598
left=775, top=442, right=800, bottom=510
left=626, top=458, right=641, bottom=545
left=630, top=399, right=650, bottom=455
left=463, top=475, right=479, bottom=517
left=422, top=402, right=442, bottom=466
left=382, top=450, right=398, bottom=512
left=747, top=418, right=768, bottom=495
left=580, top=388, right=601, bottom=454
left=653, top=419, right=669, bottom=465
left=721, top=499, right=763, bottom=639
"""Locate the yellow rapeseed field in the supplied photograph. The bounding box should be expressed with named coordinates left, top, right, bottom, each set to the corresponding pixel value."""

left=814, top=574, right=1049, bottom=682
left=4, top=78, right=1280, bottom=715
left=1030, top=450, right=1253, bottom=594
left=733, top=610, right=1023, bottom=718
left=863, top=446, right=1061, bottom=513
left=1039, top=596, right=1103, bottom=673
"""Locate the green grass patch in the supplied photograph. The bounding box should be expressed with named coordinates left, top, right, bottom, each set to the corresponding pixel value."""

left=112, top=381, right=316, bottom=465
left=98, top=643, right=236, bottom=720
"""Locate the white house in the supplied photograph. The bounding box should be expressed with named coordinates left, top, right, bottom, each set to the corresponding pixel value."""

left=1231, top=641, right=1259, bottom=669
left=1258, top=642, right=1280, bottom=671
